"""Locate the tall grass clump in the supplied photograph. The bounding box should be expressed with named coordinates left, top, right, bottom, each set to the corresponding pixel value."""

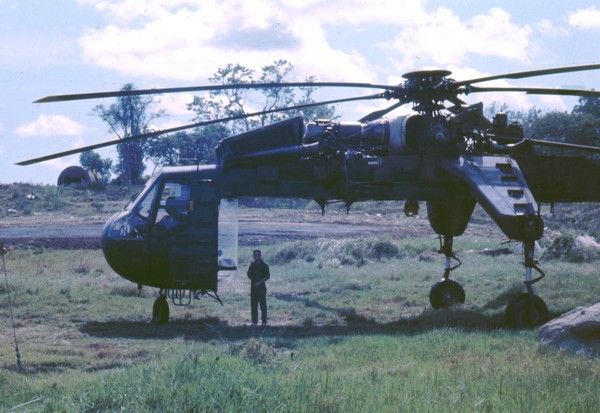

left=4, top=334, right=600, bottom=412
left=270, top=237, right=400, bottom=268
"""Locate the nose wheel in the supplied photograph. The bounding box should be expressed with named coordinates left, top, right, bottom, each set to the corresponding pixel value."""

left=429, top=278, right=465, bottom=308
left=152, top=292, right=170, bottom=324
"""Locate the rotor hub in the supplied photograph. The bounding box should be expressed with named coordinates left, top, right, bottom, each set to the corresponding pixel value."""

left=400, top=70, right=456, bottom=113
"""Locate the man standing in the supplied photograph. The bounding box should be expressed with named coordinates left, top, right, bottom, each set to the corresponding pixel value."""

left=247, top=249, right=270, bottom=326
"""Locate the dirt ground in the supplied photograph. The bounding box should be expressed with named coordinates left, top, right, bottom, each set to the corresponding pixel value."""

left=0, top=205, right=506, bottom=250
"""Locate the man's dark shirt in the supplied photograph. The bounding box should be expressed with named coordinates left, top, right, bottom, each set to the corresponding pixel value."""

left=247, top=260, right=270, bottom=292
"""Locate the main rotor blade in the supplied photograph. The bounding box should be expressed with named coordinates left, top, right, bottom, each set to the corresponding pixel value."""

left=18, top=93, right=385, bottom=165
left=455, top=63, right=600, bottom=86
left=358, top=100, right=406, bottom=122
left=496, top=134, right=600, bottom=154
left=466, top=86, right=600, bottom=98
left=34, top=81, right=396, bottom=103
left=528, top=138, right=600, bottom=154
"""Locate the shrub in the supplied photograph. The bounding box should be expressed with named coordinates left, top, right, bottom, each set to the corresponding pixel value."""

left=271, top=241, right=318, bottom=265
left=542, top=233, right=599, bottom=263
left=317, top=238, right=399, bottom=267
left=237, top=339, right=274, bottom=364
left=371, top=241, right=399, bottom=260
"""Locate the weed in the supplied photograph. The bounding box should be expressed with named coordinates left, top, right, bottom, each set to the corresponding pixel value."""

left=372, top=240, right=399, bottom=259
left=73, top=257, right=90, bottom=274
left=542, top=233, right=599, bottom=263
left=91, top=202, right=105, bottom=211
left=242, top=339, right=273, bottom=364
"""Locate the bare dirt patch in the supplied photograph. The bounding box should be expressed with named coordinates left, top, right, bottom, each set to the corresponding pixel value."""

left=0, top=205, right=505, bottom=250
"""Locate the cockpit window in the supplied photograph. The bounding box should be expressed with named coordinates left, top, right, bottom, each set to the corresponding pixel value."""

left=159, top=182, right=189, bottom=207
left=125, top=174, right=158, bottom=213
left=134, top=185, right=158, bottom=220
left=154, top=181, right=191, bottom=232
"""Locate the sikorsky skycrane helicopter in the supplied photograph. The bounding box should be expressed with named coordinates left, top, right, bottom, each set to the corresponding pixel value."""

left=18, top=64, right=600, bottom=327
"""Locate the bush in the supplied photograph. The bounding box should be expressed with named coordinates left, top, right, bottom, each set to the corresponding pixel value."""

left=271, top=241, right=318, bottom=265
left=228, top=339, right=274, bottom=365
left=371, top=241, right=399, bottom=260
left=270, top=238, right=399, bottom=267
left=542, top=233, right=599, bottom=263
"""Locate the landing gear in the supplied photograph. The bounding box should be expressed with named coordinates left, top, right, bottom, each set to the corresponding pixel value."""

left=505, top=237, right=548, bottom=328
left=429, top=235, right=465, bottom=309
left=505, top=293, right=548, bottom=328
left=430, top=278, right=465, bottom=308
left=152, top=291, right=169, bottom=324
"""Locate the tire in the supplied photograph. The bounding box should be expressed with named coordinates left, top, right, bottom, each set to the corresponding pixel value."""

left=505, top=293, right=548, bottom=328
left=429, top=279, right=465, bottom=309
left=152, top=295, right=170, bottom=324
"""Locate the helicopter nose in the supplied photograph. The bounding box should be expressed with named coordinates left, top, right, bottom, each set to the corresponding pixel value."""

left=101, top=211, right=147, bottom=284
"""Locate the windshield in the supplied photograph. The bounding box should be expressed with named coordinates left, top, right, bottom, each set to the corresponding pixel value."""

left=124, top=174, right=159, bottom=212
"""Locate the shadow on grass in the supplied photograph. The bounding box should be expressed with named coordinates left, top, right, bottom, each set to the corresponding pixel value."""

left=80, top=283, right=574, bottom=342
left=79, top=306, right=514, bottom=342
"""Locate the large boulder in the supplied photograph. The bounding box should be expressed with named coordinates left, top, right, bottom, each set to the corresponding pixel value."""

left=539, top=303, right=600, bottom=357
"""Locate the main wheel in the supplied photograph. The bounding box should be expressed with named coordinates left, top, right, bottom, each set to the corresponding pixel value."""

left=505, top=293, right=548, bottom=328
left=429, top=279, right=465, bottom=309
left=152, top=295, right=170, bottom=324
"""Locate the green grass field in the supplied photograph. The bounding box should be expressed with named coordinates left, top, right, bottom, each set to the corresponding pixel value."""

left=1, top=234, right=600, bottom=412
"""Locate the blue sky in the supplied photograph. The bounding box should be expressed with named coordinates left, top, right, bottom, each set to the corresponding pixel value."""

left=2, top=0, right=600, bottom=184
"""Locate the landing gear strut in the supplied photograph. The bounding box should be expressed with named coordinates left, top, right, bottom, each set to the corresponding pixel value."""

left=429, top=235, right=465, bottom=309
left=505, top=238, right=548, bottom=328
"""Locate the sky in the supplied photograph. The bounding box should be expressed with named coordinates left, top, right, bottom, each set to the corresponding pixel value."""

left=2, top=0, right=600, bottom=184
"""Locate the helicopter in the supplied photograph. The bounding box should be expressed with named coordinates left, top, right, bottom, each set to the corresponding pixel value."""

left=17, top=63, right=600, bottom=327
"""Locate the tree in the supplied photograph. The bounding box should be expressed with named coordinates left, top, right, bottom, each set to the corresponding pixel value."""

left=92, top=83, right=166, bottom=185
left=146, top=124, right=228, bottom=167
left=494, top=96, right=600, bottom=155
left=79, top=151, right=112, bottom=184
left=147, top=60, right=337, bottom=167
left=188, top=60, right=336, bottom=131
left=572, top=96, right=600, bottom=145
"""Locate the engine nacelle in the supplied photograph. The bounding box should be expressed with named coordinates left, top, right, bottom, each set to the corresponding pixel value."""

left=303, top=115, right=427, bottom=154
left=388, top=115, right=428, bottom=153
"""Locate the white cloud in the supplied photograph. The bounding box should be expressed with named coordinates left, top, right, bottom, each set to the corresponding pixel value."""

left=535, top=19, right=568, bottom=36
left=157, top=92, right=196, bottom=117
left=72, top=1, right=576, bottom=121
left=15, top=114, right=87, bottom=137
left=39, top=156, right=80, bottom=171
left=380, top=7, right=533, bottom=69
left=76, top=0, right=389, bottom=83
left=77, top=0, right=190, bottom=21
left=568, top=6, right=600, bottom=29
left=77, top=1, right=538, bottom=88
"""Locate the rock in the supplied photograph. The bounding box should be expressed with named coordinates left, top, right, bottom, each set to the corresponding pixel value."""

left=576, top=235, right=600, bottom=252
left=539, top=303, right=600, bottom=358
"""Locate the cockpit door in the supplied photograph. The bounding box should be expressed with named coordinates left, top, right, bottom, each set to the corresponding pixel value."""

left=150, top=179, right=219, bottom=291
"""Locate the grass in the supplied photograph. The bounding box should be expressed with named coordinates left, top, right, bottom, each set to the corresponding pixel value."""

left=0, top=183, right=135, bottom=219
left=1, top=234, right=600, bottom=412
